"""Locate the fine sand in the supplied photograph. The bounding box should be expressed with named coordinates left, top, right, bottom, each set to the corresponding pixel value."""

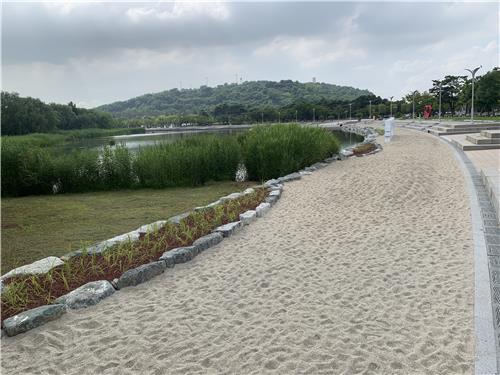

left=1, top=128, right=474, bottom=374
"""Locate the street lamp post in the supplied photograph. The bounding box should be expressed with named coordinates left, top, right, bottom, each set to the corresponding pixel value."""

left=369, top=100, right=372, bottom=119
left=412, top=91, right=417, bottom=120
left=278, top=111, right=281, bottom=124
left=390, top=96, right=394, bottom=117
left=349, top=103, right=352, bottom=120
left=465, top=65, right=482, bottom=124
left=295, top=110, right=298, bottom=123
left=438, top=82, right=442, bottom=123
left=261, top=112, right=264, bottom=124
left=313, top=108, right=316, bottom=122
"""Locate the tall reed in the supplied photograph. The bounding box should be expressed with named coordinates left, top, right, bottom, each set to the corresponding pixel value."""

left=2, top=126, right=341, bottom=196
left=241, top=124, right=340, bottom=181
left=134, top=135, right=241, bottom=188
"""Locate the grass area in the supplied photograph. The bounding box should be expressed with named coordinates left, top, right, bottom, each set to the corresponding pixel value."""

left=1, top=186, right=268, bottom=319
left=1, top=181, right=254, bottom=274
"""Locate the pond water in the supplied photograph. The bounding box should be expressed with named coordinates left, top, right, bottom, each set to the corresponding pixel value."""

left=64, top=129, right=362, bottom=152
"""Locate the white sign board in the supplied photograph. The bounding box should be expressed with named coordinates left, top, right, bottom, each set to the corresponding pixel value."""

left=384, top=118, right=395, bottom=142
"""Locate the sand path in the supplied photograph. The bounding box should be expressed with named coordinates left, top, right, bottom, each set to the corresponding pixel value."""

left=1, top=128, right=474, bottom=374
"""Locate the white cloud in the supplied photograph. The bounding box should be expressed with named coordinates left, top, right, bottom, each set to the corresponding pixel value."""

left=254, top=36, right=365, bottom=68
left=126, top=2, right=230, bottom=23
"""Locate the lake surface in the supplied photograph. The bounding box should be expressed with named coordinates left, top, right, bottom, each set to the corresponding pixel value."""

left=65, top=128, right=362, bottom=152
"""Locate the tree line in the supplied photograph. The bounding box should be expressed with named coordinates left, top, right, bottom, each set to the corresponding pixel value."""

left=1, top=92, right=117, bottom=136
left=3, top=69, right=498, bottom=136
left=97, top=80, right=372, bottom=119
left=94, top=66, right=500, bottom=123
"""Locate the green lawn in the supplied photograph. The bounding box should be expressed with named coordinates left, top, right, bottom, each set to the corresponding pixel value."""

left=1, top=181, right=254, bottom=274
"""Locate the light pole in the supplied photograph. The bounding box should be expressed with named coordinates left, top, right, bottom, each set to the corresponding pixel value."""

left=349, top=103, right=352, bottom=120
left=261, top=112, right=264, bottom=124
left=438, top=81, right=442, bottom=123
left=412, top=91, right=417, bottom=120
left=313, top=108, right=315, bottom=122
left=369, top=100, right=372, bottom=119
left=295, top=110, right=298, bottom=123
left=465, top=65, right=482, bottom=124
left=278, top=111, right=281, bottom=124
left=390, top=96, right=394, bottom=117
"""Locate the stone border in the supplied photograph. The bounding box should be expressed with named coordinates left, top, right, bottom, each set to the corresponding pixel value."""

left=336, top=124, right=383, bottom=158
left=399, top=124, right=499, bottom=374
left=1, top=125, right=382, bottom=338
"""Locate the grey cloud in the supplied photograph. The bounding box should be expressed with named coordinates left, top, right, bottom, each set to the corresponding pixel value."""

left=2, top=2, right=355, bottom=65
left=1, top=2, right=498, bottom=105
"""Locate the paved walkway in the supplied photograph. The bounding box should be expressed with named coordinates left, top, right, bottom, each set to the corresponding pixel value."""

left=1, top=129, right=475, bottom=374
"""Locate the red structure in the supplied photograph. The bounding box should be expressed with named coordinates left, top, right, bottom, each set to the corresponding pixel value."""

left=423, top=105, right=433, bottom=119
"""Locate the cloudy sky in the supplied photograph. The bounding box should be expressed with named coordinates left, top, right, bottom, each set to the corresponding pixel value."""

left=2, top=1, right=499, bottom=108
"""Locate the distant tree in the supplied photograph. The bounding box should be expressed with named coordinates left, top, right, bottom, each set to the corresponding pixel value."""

left=476, top=68, right=500, bottom=114
left=429, top=75, right=466, bottom=115
left=0, top=92, right=117, bottom=135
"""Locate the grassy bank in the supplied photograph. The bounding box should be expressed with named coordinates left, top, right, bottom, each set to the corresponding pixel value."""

left=1, top=181, right=254, bottom=274
left=1, top=185, right=267, bottom=319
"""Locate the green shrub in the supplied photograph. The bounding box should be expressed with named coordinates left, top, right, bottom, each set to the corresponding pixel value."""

left=241, top=124, right=340, bottom=181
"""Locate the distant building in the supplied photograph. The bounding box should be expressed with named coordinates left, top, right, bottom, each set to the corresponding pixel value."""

left=312, top=77, right=316, bottom=83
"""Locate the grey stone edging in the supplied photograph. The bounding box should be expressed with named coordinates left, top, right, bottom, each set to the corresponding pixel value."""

left=114, top=261, right=167, bottom=290
left=1, top=125, right=382, bottom=338
left=2, top=305, right=66, bottom=337
left=55, top=280, right=115, bottom=309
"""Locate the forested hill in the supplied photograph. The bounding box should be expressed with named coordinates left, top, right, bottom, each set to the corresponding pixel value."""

left=96, top=80, right=372, bottom=118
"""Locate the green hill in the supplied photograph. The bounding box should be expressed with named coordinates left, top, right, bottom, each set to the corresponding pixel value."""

left=96, top=80, right=372, bottom=119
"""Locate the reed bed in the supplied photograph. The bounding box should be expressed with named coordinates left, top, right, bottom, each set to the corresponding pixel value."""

left=1, top=136, right=241, bottom=196
left=1, top=125, right=341, bottom=196
left=241, top=124, right=340, bottom=181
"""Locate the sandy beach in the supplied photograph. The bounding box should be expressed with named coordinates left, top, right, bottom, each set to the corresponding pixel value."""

left=0, top=128, right=474, bottom=374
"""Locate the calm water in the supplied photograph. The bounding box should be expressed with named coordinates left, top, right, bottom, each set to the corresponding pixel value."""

left=64, top=129, right=361, bottom=152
